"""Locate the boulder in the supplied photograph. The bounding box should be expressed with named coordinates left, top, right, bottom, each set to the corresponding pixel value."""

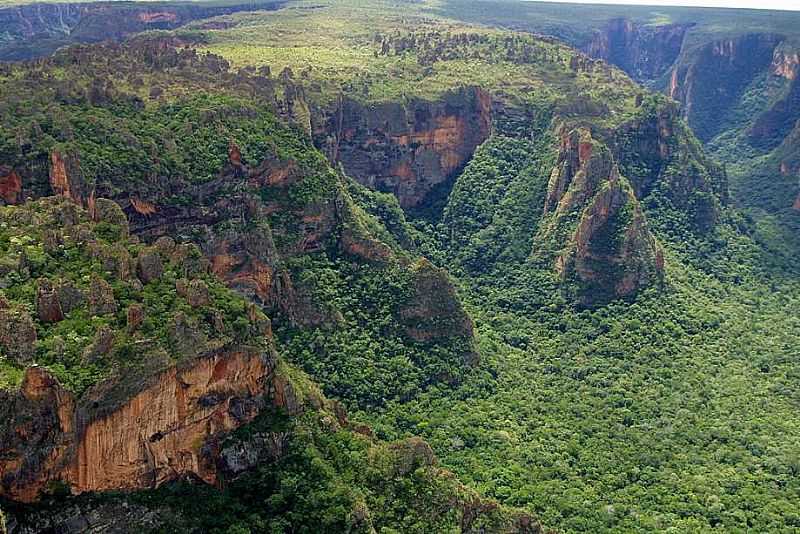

left=0, top=307, right=37, bottom=364
left=136, top=250, right=163, bottom=284
left=82, top=326, right=115, bottom=363
left=176, top=278, right=210, bottom=308
left=36, top=278, right=64, bottom=323
left=57, top=283, right=85, bottom=314
left=168, top=312, right=206, bottom=357
left=127, top=304, right=144, bottom=332
left=88, top=274, right=117, bottom=315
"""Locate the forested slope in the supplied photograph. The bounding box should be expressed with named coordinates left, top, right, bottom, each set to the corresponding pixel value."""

left=0, top=1, right=798, bottom=533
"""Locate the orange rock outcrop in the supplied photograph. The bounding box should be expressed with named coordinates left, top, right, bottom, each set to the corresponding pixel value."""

left=0, top=348, right=288, bottom=503
left=0, top=166, right=21, bottom=204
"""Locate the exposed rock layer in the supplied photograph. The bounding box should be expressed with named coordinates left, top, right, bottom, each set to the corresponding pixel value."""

left=0, top=348, right=288, bottom=503
left=584, top=18, right=693, bottom=83
left=539, top=128, right=663, bottom=305
left=319, top=86, right=492, bottom=208
left=667, top=33, right=783, bottom=142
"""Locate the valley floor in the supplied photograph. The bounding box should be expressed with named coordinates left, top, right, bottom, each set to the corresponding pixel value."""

left=355, top=225, right=800, bottom=532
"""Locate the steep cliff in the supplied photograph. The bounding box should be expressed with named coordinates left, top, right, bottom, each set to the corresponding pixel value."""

left=317, top=86, right=492, bottom=208
left=536, top=128, right=663, bottom=305
left=667, top=33, right=783, bottom=142
left=584, top=18, right=693, bottom=83
left=1, top=351, right=281, bottom=503
left=747, top=64, right=800, bottom=151
left=0, top=197, right=286, bottom=502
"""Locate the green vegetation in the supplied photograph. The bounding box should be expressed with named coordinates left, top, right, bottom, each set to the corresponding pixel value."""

left=187, top=0, right=645, bottom=127
left=359, top=131, right=800, bottom=532
left=434, top=0, right=800, bottom=50
left=0, top=197, right=268, bottom=395
left=277, top=254, right=474, bottom=409
left=121, top=410, right=532, bottom=533
left=0, top=46, right=327, bottom=198
left=1, top=2, right=800, bottom=533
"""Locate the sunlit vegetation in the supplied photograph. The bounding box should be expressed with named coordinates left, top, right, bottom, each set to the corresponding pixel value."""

left=1, top=1, right=799, bottom=532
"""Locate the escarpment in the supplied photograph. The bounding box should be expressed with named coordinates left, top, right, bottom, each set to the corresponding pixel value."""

left=0, top=196, right=528, bottom=533
left=0, top=349, right=284, bottom=503
left=0, top=197, right=303, bottom=503
left=318, top=86, right=492, bottom=208
left=0, top=39, right=476, bottom=355
left=747, top=67, right=800, bottom=151
left=667, top=33, right=784, bottom=142
left=584, top=18, right=693, bottom=83
left=536, top=128, right=663, bottom=306
left=663, top=29, right=800, bottom=234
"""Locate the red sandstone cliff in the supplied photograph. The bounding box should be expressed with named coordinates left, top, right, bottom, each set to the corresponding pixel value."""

left=538, top=128, right=663, bottom=305
left=319, top=86, right=492, bottom=208
left=0, top=347, right=302, bottom=503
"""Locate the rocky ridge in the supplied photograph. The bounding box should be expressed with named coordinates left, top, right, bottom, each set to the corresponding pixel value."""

left=0, top=197, right=535, bottom=533
left=536, top=127, right=663, bottom=305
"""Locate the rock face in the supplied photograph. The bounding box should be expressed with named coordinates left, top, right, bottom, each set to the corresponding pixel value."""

left=35, top=279, right=64, bottom=323
left=612, top=100, right=726, bottom=232
left=667, top=33, right=783, bottom=142
left=0, top=348, right=288, bottom=503
left=584, top=18, right=693, bottom=83
left=48, top=151, right=87, bottom=206
left=538, top=128, right=663, bottom=306
left=747, top=69, right=800, bottom=151
left=4, top=499, right=179, bottom=534
left=319, top=86, right=492, bottom=208
left=0, top=166, right=22, bottom=205
left=771, top=47, right=800, bottom=81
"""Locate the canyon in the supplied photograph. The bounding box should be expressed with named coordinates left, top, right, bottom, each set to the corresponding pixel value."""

left=0, top=1, right=799, bottom=531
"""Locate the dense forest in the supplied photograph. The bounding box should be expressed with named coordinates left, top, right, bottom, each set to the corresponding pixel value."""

left=0, top=0, right=799, bottom=533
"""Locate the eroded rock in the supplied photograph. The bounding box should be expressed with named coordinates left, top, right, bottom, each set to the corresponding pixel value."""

left=127, top=304, right=144, bottom=332
left=0, top=350, right=278, bottom=503
left=136, top=251, right=163, bottom=284
left=36, top=278, right=64, bottom=323
left=0, top=307, right=37, bottom=363
left=88, top=275, right=117, bottom=315
left=538, top=128, right=663, bottom=306
left=176, top=278, right=210, bottom=308
left=321, top=86, right=492, bottom=208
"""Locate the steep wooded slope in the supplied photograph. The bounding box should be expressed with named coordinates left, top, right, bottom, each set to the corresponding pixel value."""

left=181, top=2, right=800, bottom=532
left=0, top=198, right=538, bottom=533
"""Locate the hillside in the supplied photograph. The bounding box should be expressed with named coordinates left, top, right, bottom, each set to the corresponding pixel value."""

left=427, top=0, right=800, bottom=264
left=0, top=36, right=539, bottom=531
left=0, top=197, right=536, bottom=533
left=0, top=1, right=799, bottom=533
